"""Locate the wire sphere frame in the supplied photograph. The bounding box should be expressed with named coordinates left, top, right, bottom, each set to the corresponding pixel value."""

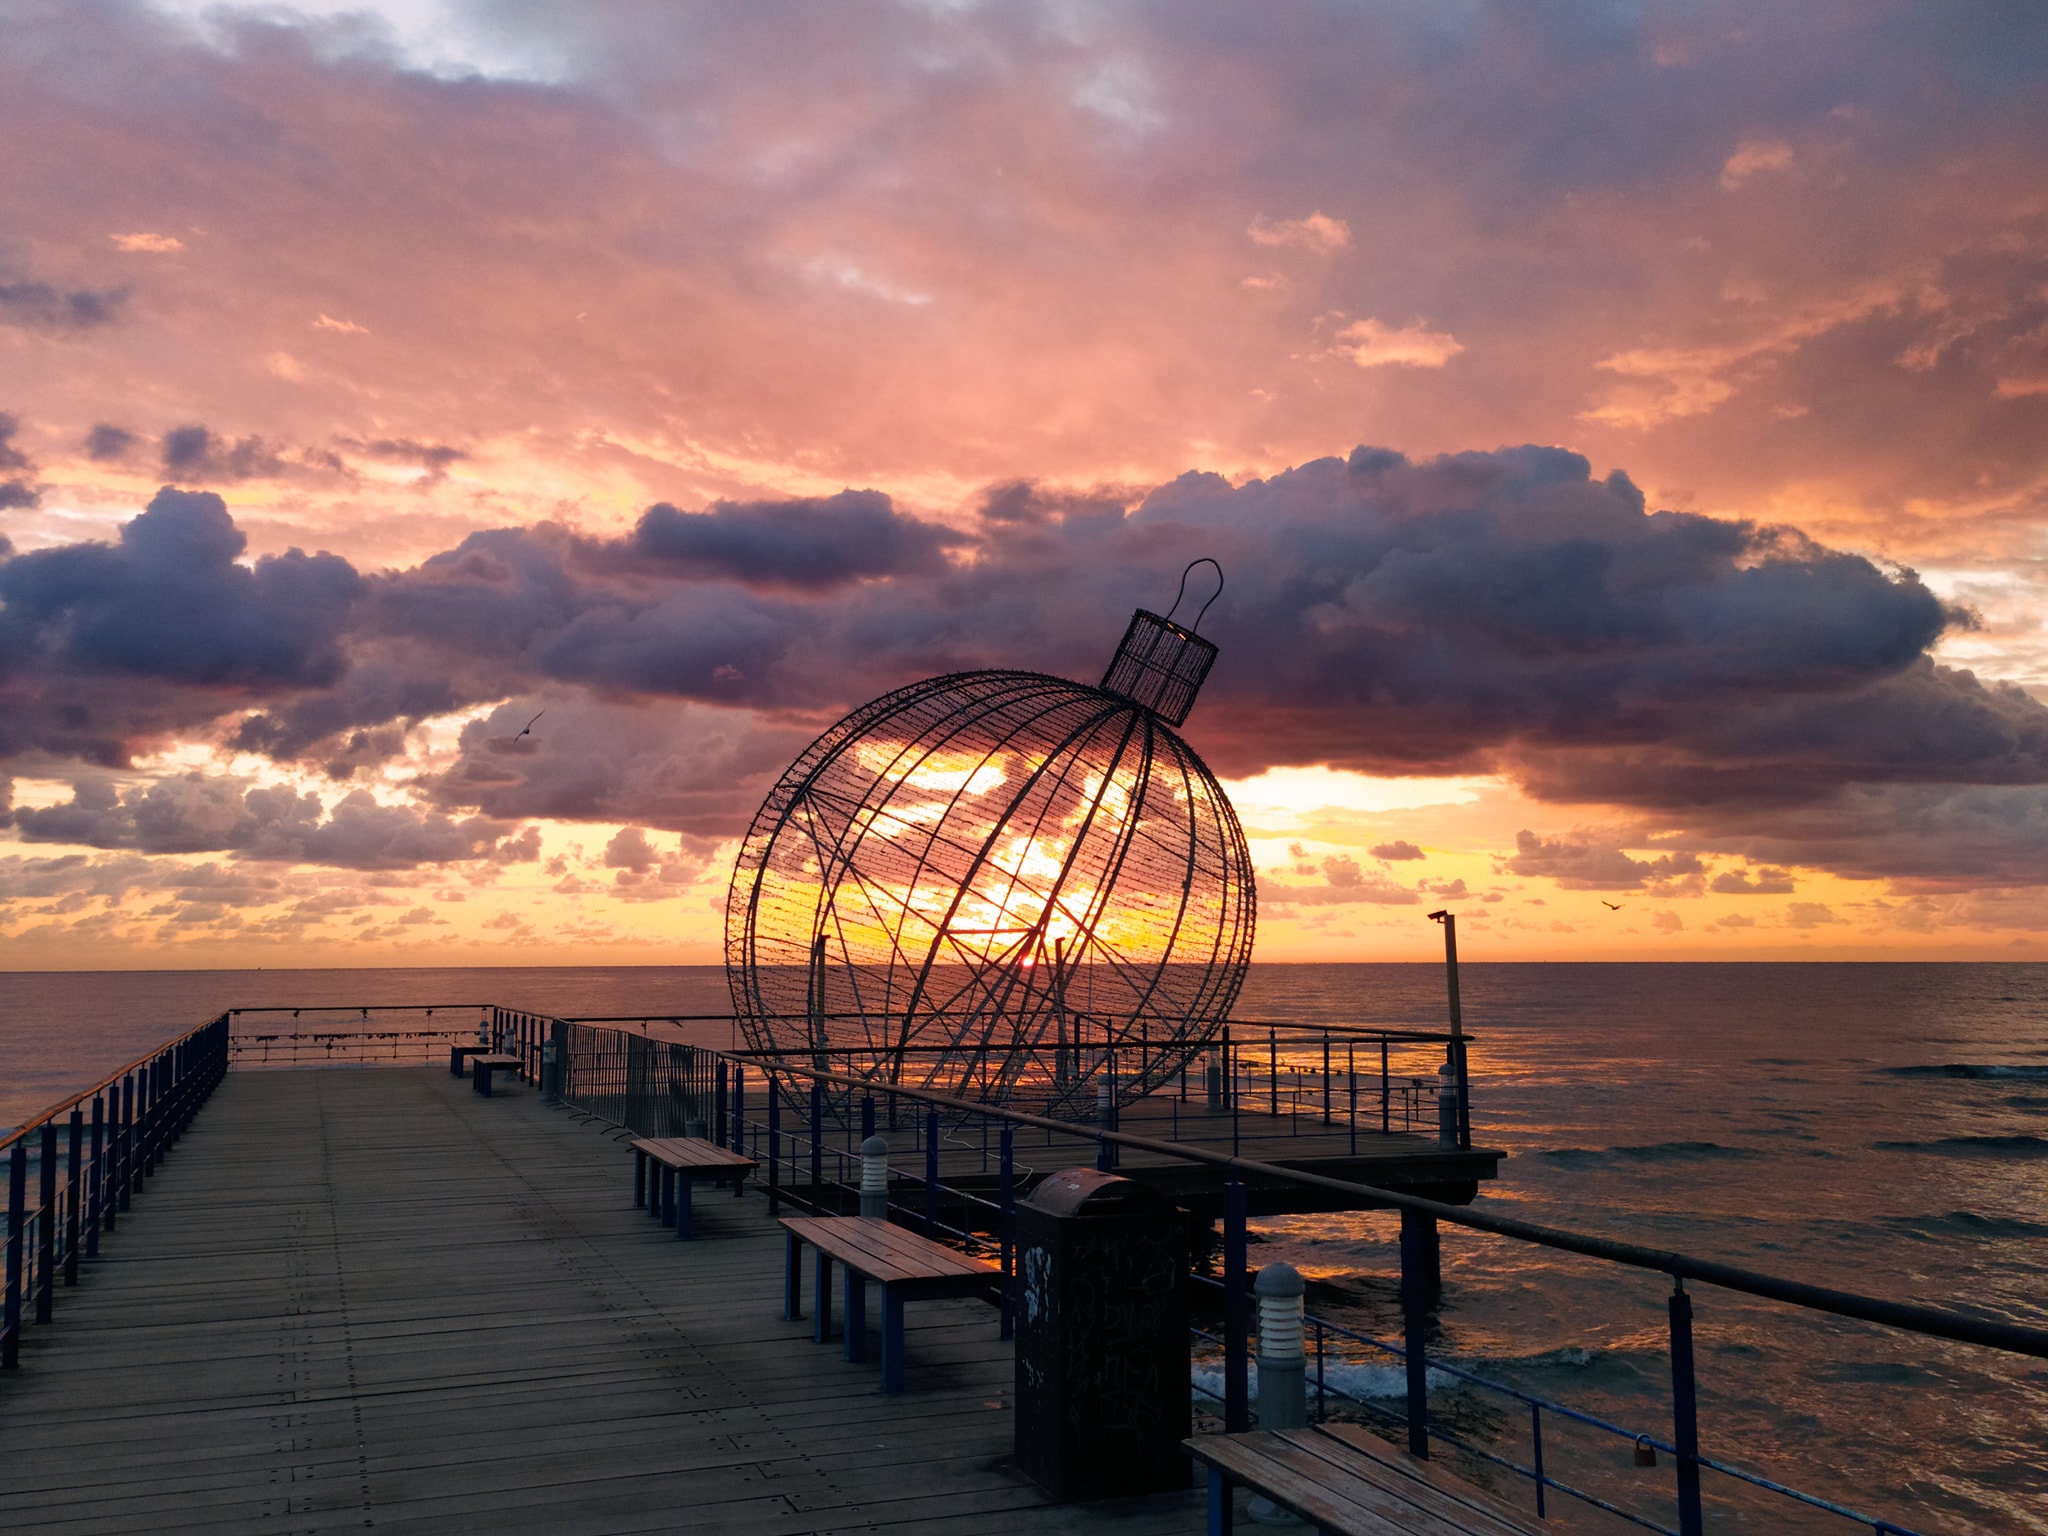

left=725, top=669, right=1256, bottom=1116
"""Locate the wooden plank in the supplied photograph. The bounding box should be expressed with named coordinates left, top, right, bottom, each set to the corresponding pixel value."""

left=1314, top=1423, right=1542, bottom=1533
left=1184, top=1429, right=1540, bottom=1536
left=0, top=1065, right=1199, bottom=1536
left=631, top=1136, right=756, bottom=1172
left=780, top=1216, right=996, bottom=1284
left=1268, top=1431, right=1533, bottom=1536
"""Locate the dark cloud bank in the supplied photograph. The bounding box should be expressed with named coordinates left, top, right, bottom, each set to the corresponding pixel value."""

left=2, top=447, right=2044, bottom=884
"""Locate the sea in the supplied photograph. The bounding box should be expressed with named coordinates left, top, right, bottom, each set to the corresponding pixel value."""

left=3, top=962, right=2044, bottom=1535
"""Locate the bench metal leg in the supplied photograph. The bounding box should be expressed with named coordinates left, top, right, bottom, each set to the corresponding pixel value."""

left=477, top=1065, right=495, bottom=1096
left=633, top=1149, right=646, bottom=1208
left=880, top=1285, right=905, bottom=1392
left=676, top=1176, right=692, bottom=1240
left=784, top=1232, right=802, bottom=1321
left=449, top=1046, right=463, bottom=1076
left=814, top=1251, right=832, bottom=1344
left=660, top=1166, right=675, bottom=1225
left=1207, top=1466, right=1233, bottom=1536
left=846, top=1270, right=867, bottom=1364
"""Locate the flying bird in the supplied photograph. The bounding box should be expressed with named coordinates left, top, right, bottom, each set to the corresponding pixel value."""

left=516, top=710, right=544, bottom=739
left=1601, top=900, right=1624, bottom=910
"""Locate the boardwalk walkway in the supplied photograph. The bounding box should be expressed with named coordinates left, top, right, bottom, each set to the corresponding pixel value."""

left=0, top=1067, right=1205, bottom=1536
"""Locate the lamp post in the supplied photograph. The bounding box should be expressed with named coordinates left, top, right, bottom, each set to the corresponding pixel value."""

left=1426, top=910, right=1470, bottom=1150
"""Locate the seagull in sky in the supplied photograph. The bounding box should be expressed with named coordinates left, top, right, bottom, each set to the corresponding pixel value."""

left=1601, top=900, right=1624, bottom=910
left=516, top=710, right=544, bottom=739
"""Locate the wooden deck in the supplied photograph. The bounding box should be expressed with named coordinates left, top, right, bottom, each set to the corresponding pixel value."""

left=0, top=1066, right=1206, bottom=1535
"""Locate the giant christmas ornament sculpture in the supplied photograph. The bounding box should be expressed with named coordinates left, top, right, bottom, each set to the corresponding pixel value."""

left=726, top=563, right=1255, bottom=1115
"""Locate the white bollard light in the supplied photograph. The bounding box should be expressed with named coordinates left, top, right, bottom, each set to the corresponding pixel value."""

left=1437, top=1058, right=1459, bottom=1147
left=860, top=1135, right=890, bottom=1218
left=1249, top=1260, right=1308, bottom=1525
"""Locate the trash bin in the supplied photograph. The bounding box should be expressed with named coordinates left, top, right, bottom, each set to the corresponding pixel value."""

left=1014, top=1167, right=1190, bottom=1501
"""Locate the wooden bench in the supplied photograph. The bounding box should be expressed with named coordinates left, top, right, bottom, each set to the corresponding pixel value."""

left=1185, top=1423, right=1541, bottom=1536
left=467, top=1053, right=523, bottom=1096
left=779, top=1216, right=998, bottom=1392
left=448, top=1043, right=495, bottom=1076
left=630, top=1138, right=757, bottom=1240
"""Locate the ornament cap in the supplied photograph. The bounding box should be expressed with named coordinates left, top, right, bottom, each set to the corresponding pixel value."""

left=1098, top=557, right=1222, bottom=725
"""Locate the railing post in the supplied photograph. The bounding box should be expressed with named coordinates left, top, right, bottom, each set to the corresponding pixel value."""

left=713, top=1060, right=728, bottom=1149
left=142, top=1061, right=154, bottom=1185
left=64, top=1109, right=82, bottom=1286
left=998, top=1124, right=1015, bottom=1340
left=766, top=1079, right=781, bottom=1216
left=1347, top=1043, right=1357, bottom=1155
left=36, top=1122, right=57, bottom=1323
left=809, top=1079, right=824, bottom=1202
left=1670, top=1280, right=1705, bottom=1536
left=4, top=1142, right=24, bottom=1367
left=1400, top=1207, right=1432, bottom=1458
left=731, top=1066, right=746, bottom=1164
left=1228, top=1030, right=1240, bottom=1158
left=87, top=1096, right=104, bottom=1252
left=1096, top=1056, right=1117, bottom=1173
left=1224, top=1177, right=1249, bottom=1433
left=1531, top=1403, right=1547, bottom=1518
left=924, top=1105, right=940, bottom=1232
left=861, top=1093, right=876, bottom=1144
left=117, top=1074, right=133, bottom=1211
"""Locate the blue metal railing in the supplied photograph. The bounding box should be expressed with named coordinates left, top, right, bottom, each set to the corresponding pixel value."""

left=686, top=1043, right=2047, bottom=1536
left=43, top=1004, right=2034, bottom=1536
left=1, top=1014, right=231, bottom=1368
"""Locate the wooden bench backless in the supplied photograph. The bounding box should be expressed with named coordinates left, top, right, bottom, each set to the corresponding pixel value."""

left=779, top=1216, right=998, bottom=1392
left=630, top=1137, right=756, bottom=1240
left=467, top=1054, right=523, bottom=1096
left=1185, top=1422, right=1541, bottom=1536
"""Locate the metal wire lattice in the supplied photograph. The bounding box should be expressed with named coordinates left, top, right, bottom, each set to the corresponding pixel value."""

left=726, top=666, right=1255, bottom=1116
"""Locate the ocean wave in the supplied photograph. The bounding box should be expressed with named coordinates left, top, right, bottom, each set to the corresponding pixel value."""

left=1881, top=1063, right=2048, bottom=1081
left=1881, top=1210, right=2048, bottom=1241
left=1873, top=1134, right=2048, bottom=1159
left=1482, top=1344, right=1607, bottom=1370
left=2005, top=1095, right=2048, bottom=1110
left=1540, top=1141, right=1758, bottom=1165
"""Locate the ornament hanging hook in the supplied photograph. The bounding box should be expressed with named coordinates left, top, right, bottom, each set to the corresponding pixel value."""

left=1163, top=557, right=1225, bottom=635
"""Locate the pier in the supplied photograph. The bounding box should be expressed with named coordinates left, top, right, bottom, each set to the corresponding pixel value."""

left=0, top=1064, right=1202, bottom=1534
left=6, top=1006, right=2047, bottom=1536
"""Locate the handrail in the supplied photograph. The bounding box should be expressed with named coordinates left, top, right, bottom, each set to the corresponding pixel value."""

left=738, top=1054, right=2048, bottom=1361
left=0, top=1012, right=228, bottom=1154
left=574, top=1013, right=1466, bottom=1043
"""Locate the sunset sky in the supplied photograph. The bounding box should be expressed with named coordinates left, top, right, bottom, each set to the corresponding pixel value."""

left=2, top=0, right=2045, bottom=967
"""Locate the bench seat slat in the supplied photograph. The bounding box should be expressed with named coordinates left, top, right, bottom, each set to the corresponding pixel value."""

left=1314, top=1424, right=1539, bottom=1533
left=779, top=1216, right=995, bottom=1285
left=1262, top=1432, right=1532, bottom=1536
left=794, top=1219, right=992, bottom=1278
left=632, top=1136, right=757, bottom=1172
left=1185, top=1428, right=1541, bottom=1536
left=1191, top=1436, right=1400, bottom=1534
